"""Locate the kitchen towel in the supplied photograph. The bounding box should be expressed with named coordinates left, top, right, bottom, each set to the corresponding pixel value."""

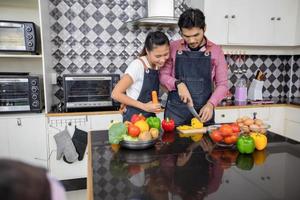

left=54, top=127, right=78, bottom=163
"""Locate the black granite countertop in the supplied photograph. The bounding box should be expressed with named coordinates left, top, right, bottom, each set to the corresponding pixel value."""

left=89, top=130, right=300, bottom=200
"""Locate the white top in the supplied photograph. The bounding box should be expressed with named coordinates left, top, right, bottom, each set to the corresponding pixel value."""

left=125, top=56, right=152, bottom=100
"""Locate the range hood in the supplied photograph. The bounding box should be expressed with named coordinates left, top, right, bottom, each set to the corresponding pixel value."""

left=127, top=0, right=179, bottom=27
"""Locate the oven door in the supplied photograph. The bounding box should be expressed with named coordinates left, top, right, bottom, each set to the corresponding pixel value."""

left=64, top=76, right=113, bottom=110
left=0, top=78, right=30, bottom=112
left=0, top=22, right=26, bottom=51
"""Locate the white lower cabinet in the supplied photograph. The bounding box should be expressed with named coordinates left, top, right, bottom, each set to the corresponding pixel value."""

left=215, top=109, right=239, bottom=123
left=0, top=121, right=10, bottom=158
left=89, top=113, right=122, bottom=130
left=0, top=114, right=47, bottom=168
left=47, top=115, right=90, bottom=180
left=285, top=120, right=300, bottom=142
left=268, top=107, right=286, bottom=136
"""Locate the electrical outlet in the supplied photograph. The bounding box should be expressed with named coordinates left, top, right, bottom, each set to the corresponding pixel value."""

left=51, top=73, right=57, bottom=84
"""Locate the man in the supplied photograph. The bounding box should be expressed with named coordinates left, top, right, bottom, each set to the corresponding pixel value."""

left=159, top=8, right=228, bottom=126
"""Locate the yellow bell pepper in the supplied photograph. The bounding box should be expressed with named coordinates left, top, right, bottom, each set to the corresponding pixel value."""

left=250, top=132, right=268, bottom=150
left=134, top=120, right=149, bottom=132
left=191, top=118, right=203, bottom=129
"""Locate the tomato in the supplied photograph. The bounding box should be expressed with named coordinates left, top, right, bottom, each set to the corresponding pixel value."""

left=224, top=135, right=238, bottom=144
left=128, top=124, right=141, bottom=137
left=128, top=165, right=141, bottom=176
left=230, top=123, right=241, bottom=133
left=219, top=124, right=233, bottom=136
left=210, top=130, right=223, bottom=142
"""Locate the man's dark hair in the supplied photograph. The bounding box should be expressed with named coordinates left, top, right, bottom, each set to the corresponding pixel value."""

left=140, top=31, right=170, bottom=56
left=178, top=8, right=206, bottom=30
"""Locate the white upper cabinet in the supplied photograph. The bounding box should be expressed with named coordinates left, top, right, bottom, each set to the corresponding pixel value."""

left=204, top=0, right=229, bottom=45
left=204, top=0, right=299, bottom=46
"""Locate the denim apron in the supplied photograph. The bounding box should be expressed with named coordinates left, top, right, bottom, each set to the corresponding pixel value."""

left=123, top=58, right=159, bottom=122
left=164, top=44, right=214, bottom=126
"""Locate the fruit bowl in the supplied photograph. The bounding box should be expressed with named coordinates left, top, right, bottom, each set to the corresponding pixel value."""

left=119, top=138, right=159, bottom=150
left=208, top=124, right=241, bottom=147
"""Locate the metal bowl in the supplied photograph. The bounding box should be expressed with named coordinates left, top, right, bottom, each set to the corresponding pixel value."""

left=119, top=138, right=159, bottom=150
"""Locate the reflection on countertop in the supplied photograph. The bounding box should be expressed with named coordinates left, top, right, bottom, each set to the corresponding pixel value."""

left=89, top=130, right=300, bottom=200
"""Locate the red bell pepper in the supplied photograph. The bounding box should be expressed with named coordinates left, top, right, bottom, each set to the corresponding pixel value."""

left=130, top=113, right=146, bottom=123
left=162, top=118, right=175, bottom=132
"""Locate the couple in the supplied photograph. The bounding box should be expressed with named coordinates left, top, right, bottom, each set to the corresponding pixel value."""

left=112, top=8, right=228, bottom=126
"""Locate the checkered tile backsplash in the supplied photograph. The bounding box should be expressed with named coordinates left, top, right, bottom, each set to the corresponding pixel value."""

left=48, top=0, right=299, bottom=104
left=227, top=55, right=299, bottom=99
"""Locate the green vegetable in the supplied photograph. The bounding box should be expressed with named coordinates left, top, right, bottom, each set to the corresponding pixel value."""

left=146, top=116, right=161, bottom=129
left=237, top=134, right=255, bottom=154
left=108, top=122, right=127, bottom=144
left=236, top=154, right=254, bottom=170
left=123, top=135, right=139, bottom=142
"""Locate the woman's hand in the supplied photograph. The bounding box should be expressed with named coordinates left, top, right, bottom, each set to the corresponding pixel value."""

left=144, top=101, right=161, bottom=113
left=199, top=102, right=214, bottom=122
left=177, top=83, right=193, bottom=106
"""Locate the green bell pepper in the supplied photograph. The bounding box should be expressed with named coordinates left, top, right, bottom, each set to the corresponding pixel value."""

left=146, top=116, right=161, bottom=130
left=237, top=134, right=255, bottom=154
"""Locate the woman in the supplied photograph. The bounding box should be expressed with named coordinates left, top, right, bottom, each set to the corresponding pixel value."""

left=0, top=159, right=66, bottom=200
left=112, top=31, right=170, bottom=121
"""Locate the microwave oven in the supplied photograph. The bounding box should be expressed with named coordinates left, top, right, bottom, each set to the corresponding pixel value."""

left=0, top=73, right=43, bottom=113
left=0, top=21, right=37, bottom=53
left=63, top=74, right=120, bottom=112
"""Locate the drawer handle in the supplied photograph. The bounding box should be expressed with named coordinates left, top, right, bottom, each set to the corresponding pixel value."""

left=221, top=114, right=225, bottom=118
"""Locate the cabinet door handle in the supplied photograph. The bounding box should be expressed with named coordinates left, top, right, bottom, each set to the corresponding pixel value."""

left=276, top=17, right=281, bottom=21
left=17, top=118, right=22, bottom=126
left=271, top=17, right=275, bottom=20
left=224, top=15, right=229, bottom=19
left=231, top=15, right=236, bottom=19
left=221, top=114, right=225, bottom=118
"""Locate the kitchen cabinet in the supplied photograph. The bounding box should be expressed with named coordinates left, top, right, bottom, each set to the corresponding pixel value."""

left=215, top=108, right=239, bottom=123
left=47, top=115, right=90, bottom=180
left=89, top=113, right=122, bottom=130
left=284, top=107, right=300, bottom=141
left=268, top=107, right=285, bottom=136
left=0, top=0, right=54, bottom=113
left=0, top=120, right=10, bottom=158
left=0, top=114, right=47, bottom=167
left=204, top=0, right=298, bottom=46
left=239, top=107, right=270, bottom=121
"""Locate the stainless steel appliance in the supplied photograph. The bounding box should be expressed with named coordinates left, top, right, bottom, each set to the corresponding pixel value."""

left=0, top=21, right=37, bottom=53
left=63, top=74, right=120, bottom=112
left=0, top=73, right=43, bottom=113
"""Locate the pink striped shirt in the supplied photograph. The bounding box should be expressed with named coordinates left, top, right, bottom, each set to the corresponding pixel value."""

left=159, top=39, right=228, bottom=107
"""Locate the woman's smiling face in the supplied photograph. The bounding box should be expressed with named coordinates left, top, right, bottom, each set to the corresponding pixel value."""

left=147, top=44, right=170, bottom=68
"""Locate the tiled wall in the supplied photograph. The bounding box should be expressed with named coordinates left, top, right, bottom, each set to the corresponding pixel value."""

left=48, top=0, right=299, bottom=105
left=49, top=0, right=187, bottom=103
left=291, top=55, right=300, bottom=98
left=227, top=55, right=296, bottom=99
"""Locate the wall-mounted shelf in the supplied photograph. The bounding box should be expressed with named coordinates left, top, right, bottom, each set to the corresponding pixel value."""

left=0, top=54, right=42, bottom=58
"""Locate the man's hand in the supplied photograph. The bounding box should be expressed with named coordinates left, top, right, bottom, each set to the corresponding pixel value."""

left=199, top=102, right=214, bottom=122
left=177, top=82, right=193, bottom=106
